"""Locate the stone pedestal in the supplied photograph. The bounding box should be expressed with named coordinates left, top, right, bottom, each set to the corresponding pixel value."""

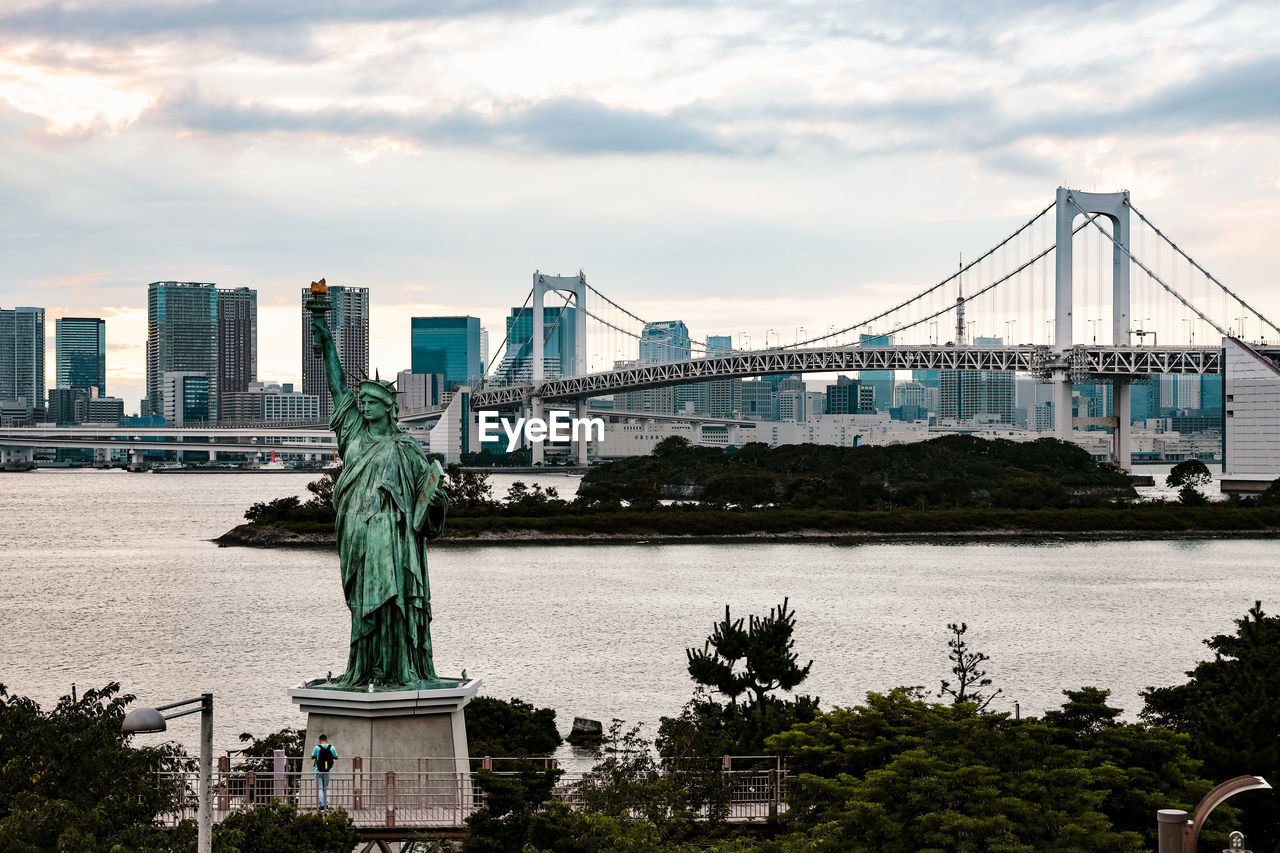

left=288, top=678, right=482, bottom=817
left=289, top=678, right=482, bottom=776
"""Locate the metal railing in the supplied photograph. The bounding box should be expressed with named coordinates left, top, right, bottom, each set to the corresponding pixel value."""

left=155, top=754, right=789, bottom=829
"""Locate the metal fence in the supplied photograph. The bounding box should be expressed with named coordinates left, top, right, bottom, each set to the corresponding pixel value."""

left=156, top=755, right=788, bottom=829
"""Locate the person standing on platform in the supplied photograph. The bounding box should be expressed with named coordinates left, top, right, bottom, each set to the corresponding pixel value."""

left=312, top=734, right=337, bottom=809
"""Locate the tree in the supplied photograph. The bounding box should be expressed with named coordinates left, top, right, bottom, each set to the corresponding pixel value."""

left=0, top=682, right=186, bottom=852
left=686, top=599, right=812, bottom=706
left=304, top=465, right=342, bottom=509
left=768, top=686, right=1221, bottom=853
left=700, top=471, right=777, bottom=509
left=212, top=800, right=358, bottom=853
left=661, top=600, right=820, bottom=763
left=939, top=622, right=1002, bottom=711
left=1142, top=601, right=1280, bottom=844
left=443, top=463, right=495, bottom=511
left=465, top=696, right=563, bottom=757
left=1166, top=458, right=1212, bottom=489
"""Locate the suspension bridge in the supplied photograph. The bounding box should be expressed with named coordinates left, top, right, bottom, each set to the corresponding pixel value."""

left=471, top=188, right=1280, bottom=473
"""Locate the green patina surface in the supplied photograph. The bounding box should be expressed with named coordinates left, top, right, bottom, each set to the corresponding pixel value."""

left=309, top=301, right=451, bottom=691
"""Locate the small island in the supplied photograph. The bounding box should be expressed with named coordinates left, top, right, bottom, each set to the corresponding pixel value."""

left=216, top=435, right=1280, bottom=548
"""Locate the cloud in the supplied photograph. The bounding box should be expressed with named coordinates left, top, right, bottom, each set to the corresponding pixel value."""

left=148, top=90, right=734, bottom=155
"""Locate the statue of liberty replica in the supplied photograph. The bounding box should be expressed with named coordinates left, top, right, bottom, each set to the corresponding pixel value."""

left=307, top=278, right=449, bottom=689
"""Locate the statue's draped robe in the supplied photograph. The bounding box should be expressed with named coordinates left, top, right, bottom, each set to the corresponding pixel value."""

left=330, top=393, right=448, bottom=687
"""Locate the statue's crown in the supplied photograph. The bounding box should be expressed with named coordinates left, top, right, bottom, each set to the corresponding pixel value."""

left=358, top=368, right=398, bottom=405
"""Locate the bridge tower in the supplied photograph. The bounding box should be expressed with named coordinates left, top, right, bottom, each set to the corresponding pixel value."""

left=1053, top=188, right=1133, bottom=468
left=530, top=271, right=590, bottom=466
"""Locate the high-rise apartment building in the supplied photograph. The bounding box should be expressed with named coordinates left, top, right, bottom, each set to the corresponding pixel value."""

left=0, top=306, right=46, bottom=422
left=216, top=287, right=257, bottom=420
left=858, top=333, right=895, bottom=412
left=55, top=316, right=106, bottom=397
left=938, top=336, right=1015, bottom=424
left=410, top=316, right=483, bottom=389
left=147, top=282, right=219, bottom=420
left=162, top=371, right=212, bottom=426
left=301, top=285, right=369, bottom=423
left=620, top=320, right=690, bottom=413
left=704, top=335, right=739, bottom=417
left=826, top=375, right=869, bottom=414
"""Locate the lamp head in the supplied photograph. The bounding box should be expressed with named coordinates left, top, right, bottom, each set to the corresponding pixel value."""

left=122, top=707, right=168, bottom=734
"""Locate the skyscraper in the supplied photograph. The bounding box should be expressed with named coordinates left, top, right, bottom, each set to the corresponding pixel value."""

left=704, top=335, right=739, bottom=417
left=301, top=285, right=369, bottom=422
left=938, top=336, right=1015, bottom=424
left=622, top=320, right=689, bottom=413
left=146, top=283, right=218, bottom=420
left=495, top=306, right=577, bottom=382
left=216, top=287, right=257, bottom=419
left=858, top=333, right=894, bottom=411
left=0, top=306, right=46, bottom=422
left=410, top=316, right=483, bottom=389
left=55, top=316, right=106, bottom=397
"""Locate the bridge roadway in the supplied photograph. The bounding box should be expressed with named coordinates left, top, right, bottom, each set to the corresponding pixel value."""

left=0, top=424, right=338, bottom=455
left=470, top=344, right=1225, bottom=409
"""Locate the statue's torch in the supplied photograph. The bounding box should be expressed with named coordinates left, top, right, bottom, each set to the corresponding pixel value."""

left=306, top=278, right=331, bottom=357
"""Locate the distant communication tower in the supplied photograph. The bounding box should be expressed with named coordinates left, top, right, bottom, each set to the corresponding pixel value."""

left=955, top=257, right=966, bottom=345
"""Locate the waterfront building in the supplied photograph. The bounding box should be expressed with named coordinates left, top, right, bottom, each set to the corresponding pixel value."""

left=740, top=379, right=776, bottom=421
left=913, top=368, right=940, bottom=389
left=410, top=316, right=483, bottom=389
left=1222, top=337, right=1280, bottom=491
left=147, top=283, right=218, bottom=421
left=938, top=336, right=1015, bottom=424
left=222, top=381, right=320, bottom=424
left=48, top=387, right=89, bottom=425
left=0, top=306, right=46, bottom=423
left=704, top=335, right=739, bottom=417
left=55, top=316, right=106, bottom=397
left=894, top=380, right=928, bottom=409
left=216, top=287, right=257, bottom=420
left=86, top=396, right=125, bottom=424
left=397, top=370, right=446, bottom=411
left=161, top=371, right=212, bottom=426
left=826, top=375, right=875, bottom=415
left=858, top=333, right=894, bottom=412
left=301, top=285, right=369, bottom=422
left=618, top=320, right=690, bottom=414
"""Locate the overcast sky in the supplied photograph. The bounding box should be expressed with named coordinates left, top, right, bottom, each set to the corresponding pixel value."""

left=3, top=0, right=1279, bottom=409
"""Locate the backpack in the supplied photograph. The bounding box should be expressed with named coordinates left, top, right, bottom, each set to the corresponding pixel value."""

left=316, top=744, right=335, bottom=772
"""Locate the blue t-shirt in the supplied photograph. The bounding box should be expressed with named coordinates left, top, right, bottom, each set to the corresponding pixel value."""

left=312, top=743, right=338, bottom=771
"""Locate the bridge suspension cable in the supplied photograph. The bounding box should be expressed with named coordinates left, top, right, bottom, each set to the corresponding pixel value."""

left=1066, top=195, right=1231, bottom=339
left=1126, top=200, right=1280, bottom=338
left=484, top=288, right=532, bottom=378
left=862, top=213, right=1101, bottom=344
left=585, top=282, right=709, bottom=355
left=781, top=200, right=1058, bottom=350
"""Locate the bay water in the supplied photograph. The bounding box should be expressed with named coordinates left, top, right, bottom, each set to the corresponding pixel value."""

left=2, top=468, right=1275, bottom=760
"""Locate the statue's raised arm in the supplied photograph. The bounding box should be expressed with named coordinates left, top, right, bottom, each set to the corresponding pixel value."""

left=307, top=279, right=351, bottom=408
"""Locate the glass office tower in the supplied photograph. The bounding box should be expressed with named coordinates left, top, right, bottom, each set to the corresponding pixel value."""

left=147, top=282, right=219, bottom=421
left=56, top=316, right=106, bottom=396
left=410, top=316, right=483, bottom=389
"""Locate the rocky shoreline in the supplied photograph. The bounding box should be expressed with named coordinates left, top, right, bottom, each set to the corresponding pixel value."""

left=214, top=523, right=1280, bottom=549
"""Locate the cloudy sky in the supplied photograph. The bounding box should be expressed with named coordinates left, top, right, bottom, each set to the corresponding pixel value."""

left=3, top=0, right=1279, bottom=409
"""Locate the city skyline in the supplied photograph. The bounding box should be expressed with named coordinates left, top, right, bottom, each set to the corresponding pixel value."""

left=3, top=1, right=1279, bottom=410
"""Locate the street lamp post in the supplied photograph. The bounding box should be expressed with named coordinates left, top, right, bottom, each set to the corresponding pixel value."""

left=124, top=694, right=214, bottom=853
left=1156, top=775, right=1269, bottom=853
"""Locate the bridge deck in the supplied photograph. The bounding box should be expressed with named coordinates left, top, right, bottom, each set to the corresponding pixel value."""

left=472, top=344, right=1223, bottom=408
